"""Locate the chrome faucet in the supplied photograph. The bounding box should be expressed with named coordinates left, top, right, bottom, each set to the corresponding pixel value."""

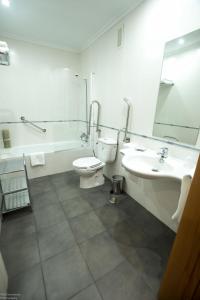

left=80, top=132, right=88, bottom=143
left=157, top=147, right=168, bottom=163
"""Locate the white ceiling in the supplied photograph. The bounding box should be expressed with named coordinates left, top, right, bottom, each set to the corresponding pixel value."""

left=0, top=0, right=143, bottom=52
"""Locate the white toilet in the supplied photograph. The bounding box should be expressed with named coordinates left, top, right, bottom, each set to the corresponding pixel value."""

left=73, top=138, right=117, bottom=188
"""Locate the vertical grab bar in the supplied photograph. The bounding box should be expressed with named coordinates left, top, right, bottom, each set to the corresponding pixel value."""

left=123, top=98, right=131, bottom=142
left=88, top=100, right=101, bottom=136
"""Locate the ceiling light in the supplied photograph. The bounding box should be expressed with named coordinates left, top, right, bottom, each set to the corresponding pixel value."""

left=178, top=38, right=185, bottom=45
left=2, top=0, right=10, bottom=7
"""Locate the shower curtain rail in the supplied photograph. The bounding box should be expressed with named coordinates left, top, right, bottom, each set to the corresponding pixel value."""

left=20, top=116, right=47, bottom=133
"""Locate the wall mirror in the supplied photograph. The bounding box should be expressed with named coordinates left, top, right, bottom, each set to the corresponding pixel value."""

left=153, top=28, right=200, bottom=146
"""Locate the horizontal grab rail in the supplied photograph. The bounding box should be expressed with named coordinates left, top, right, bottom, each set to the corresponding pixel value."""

left=20, top=116, right=46, bottom=133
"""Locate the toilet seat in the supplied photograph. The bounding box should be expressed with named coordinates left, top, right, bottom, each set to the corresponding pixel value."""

left=73, top=157, right=105, bottom=170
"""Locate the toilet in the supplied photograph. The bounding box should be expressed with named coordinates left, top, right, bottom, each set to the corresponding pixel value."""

left=73, top=138, right=117, bottom=188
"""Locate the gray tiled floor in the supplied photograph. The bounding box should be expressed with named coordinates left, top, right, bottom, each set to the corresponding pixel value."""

left=0, top=171, right=175, bottom=300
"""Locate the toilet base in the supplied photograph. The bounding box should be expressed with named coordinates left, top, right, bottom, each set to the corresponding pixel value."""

left=80, top=168, right=105, bottom=189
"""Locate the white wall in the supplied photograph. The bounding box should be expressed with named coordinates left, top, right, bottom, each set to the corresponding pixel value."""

left=0, top=0, right=200, bottom=231
left=81, top=0, right=200, bottom=141
left=80, top=0, right=200, bottom=231
left=0, top=38, right=82, bottom=146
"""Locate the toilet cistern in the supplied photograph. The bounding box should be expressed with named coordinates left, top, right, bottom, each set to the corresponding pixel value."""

left=157, top=147, right=168, bottom=163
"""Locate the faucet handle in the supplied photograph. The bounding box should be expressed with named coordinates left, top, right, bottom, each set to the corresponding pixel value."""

left=161, top=147, right=168, bottom=152
left=158, top=147, right=168, bottom=157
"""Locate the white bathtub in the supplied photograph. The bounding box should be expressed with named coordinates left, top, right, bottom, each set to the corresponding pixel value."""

left=0, top=140, right=92, bottom=178
left=0, top=140, right=85, bottom=159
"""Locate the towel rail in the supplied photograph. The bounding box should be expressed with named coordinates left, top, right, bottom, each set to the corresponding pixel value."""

left=20, top=116, right=46, bottom=133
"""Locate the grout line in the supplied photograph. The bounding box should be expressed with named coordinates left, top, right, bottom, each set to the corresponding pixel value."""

left=5, top=172, right=166, bottom=299
left=39, top=242, right=79, bottom=265
left=66, top=217, right=128, bottom=299
left=24, top=173, right=170, bottom=299
left=76, top=227, right=108, bottom=247
left=32, top=209, right=48, bottom=300
left=5, top=262, right=43, bottom=289
left=66, top=283, right=98, bottom=300
left=66, top=213, right=104, bottom=300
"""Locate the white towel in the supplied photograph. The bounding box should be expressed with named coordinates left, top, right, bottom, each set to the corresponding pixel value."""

left=172, top=175, right=192, bottom=223
left=30, top=152, right=45, bottom=166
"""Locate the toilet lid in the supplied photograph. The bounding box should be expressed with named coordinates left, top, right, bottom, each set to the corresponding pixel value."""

left=73, top=157, right=103, bottom=169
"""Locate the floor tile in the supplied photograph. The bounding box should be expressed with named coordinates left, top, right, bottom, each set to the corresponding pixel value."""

left=115, top=242, right=163, bottom=291
left=81, top=190, right=109, bottom=209
left=96, top=261, right=155, bottom=300
left=95, top=204, right=128, bottom=228
left=127, top=207, right=168, bottom=239
left=1, top=212, right=36, bottom=244
left=116, top=244, right=143, bottom=270
left=56, top=185, right=81, bottom=202
left=30, top=177, right=53, bottom=196
left=38, top=221, right=76, bottom=261
left=133, top=247, right=163, bottom=293
left=70, top=284, right=102, bottom=300
left=43, top=246, right=93, bottom=300
left=117, top=195, right=145, bottom=217
left=30, top=176, right=49, bottom=184
left=96, top=177, right=112, bottom=192
left=80, top=231, right=125, bottom=280
left=108, top=219, right=148, bottom=247
left=70, top=211, right=105, bottom=244
left=34, top=203, right=66, bottom=230
left=1, top=170, right=175, bottom=299
left=8, top=264, right=46, bottom=300
left=145, top=230, right=175, bottom=267
left=1, top=233, right=40, bottom=278
left=32, top=190, right=58, bottom=211
left=61, top=196, right=92, bottom=219
left=64, top=171, right=80, bottom=186
left=50, top=173, right=71, bottom=189
left=136, top=247, right=163, bottom=278
left=50, top=171, right=79, bottom=189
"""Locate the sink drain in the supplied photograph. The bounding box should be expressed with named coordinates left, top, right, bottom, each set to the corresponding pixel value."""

left=152, top=168, right=159, bottom=172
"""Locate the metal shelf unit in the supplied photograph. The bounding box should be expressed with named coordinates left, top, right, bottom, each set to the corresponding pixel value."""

left=0, top=156, right=32, bottom=215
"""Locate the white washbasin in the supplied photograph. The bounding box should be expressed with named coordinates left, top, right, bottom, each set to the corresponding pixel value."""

left=121, top=150, right=194, bottom=180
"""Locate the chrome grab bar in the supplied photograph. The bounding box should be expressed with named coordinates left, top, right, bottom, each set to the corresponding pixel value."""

left=88, top=100, right=101, bottom=136
left=123, top=98, right=131, bottom=143
left=20, top=116, right=46, bottom=133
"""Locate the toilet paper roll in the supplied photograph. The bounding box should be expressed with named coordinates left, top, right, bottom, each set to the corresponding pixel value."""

left=2, top=129, right=10, bottom=139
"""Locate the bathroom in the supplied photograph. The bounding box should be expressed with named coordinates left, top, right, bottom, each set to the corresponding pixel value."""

left=0, top=0, right=200, bottom=299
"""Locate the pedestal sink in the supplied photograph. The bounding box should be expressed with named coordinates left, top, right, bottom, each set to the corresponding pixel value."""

left=121, top=149, right=194, bottom=180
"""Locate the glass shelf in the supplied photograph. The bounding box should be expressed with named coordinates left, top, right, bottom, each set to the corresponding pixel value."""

left=0, top=157, right=24, bottom=175
left=3, top=190, right=30, bottom=212
left=0, top=175, right=27, bottom=194
left=0, top=155, right=32, bottom=215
